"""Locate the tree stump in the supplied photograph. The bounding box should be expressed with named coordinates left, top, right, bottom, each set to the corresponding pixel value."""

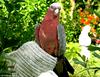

left=7, top=41, right=57, bottom=77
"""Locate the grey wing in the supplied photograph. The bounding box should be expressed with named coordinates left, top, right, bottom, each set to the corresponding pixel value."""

left=57, top=24, right=66, bottom=56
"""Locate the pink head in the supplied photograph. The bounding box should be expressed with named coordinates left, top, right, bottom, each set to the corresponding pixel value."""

left=44, top=3, right=61, bottom=20
left=50, top=3, right=61, bottom=15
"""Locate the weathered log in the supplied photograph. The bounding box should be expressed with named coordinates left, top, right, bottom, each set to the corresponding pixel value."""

left=7, top=41, right=57, bottom=77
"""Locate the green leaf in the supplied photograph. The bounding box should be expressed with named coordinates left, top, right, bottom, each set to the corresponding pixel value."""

left=89, top=67, right=100, bottom=75
left=3, top=47, right=12, bottom=53
left=73, top=58, right=86, bottom=68
left=93, top=52, right=100, bottom=59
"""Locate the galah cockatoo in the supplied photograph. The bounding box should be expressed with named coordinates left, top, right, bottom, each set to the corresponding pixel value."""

left=35, top=3, right=74, bottom=77
left=79, top=25, right=91, bottom=59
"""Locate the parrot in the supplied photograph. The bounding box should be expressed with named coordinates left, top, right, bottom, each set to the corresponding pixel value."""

left=35, top=3, right=74, bottom=77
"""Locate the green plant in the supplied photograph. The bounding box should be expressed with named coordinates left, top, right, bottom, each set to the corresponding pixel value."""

left=65, top=42, right=100, bottom=77
left=64, top=42, right=81, bottom=60
left=0, top=52, right=14, bottom=76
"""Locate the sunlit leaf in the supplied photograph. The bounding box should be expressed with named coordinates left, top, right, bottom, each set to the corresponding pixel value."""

left=93, top=52, right=100, bottom=59
left=73, top=58, right=86, bottom=68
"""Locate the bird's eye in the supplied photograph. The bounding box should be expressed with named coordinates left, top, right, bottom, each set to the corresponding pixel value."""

left=50, top=6, right=57, bottom=10
left=50, top=6, right=54, bottom=9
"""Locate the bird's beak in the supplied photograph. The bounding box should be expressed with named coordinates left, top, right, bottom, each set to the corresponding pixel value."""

left=54, top=9, right=60, bottom=15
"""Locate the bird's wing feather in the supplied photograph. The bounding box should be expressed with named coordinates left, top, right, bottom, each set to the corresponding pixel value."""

left=57, top=24, right=66, bottom=56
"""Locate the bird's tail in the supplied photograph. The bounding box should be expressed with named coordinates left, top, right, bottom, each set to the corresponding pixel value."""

left=53, top=56, right=74, bottom=77
left=63, top=56, right=74, bottom=74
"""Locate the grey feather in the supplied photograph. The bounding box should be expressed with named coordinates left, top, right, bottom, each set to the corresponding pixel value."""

left=57, top=24, right=66, bottom=56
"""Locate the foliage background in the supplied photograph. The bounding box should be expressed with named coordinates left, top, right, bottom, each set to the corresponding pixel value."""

left=0, top=0, right=100, bottom=51
left=0, top=0, right=100, bottom=76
